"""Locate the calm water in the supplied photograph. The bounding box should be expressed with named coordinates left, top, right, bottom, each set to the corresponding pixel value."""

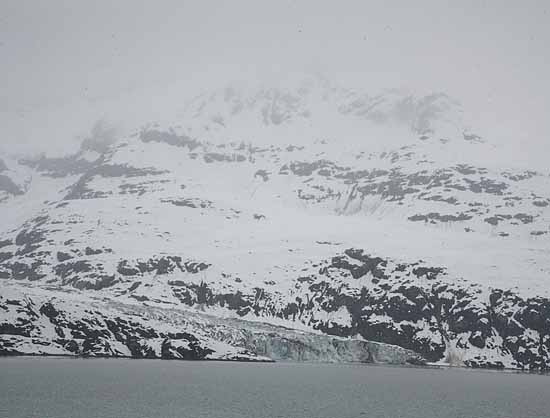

left=1, top=358, right=549, bottom=418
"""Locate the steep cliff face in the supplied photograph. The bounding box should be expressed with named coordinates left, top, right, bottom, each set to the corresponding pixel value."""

left=1, top=79, right=549, bottom=368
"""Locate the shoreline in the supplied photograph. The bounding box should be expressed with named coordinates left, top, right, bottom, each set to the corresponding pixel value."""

left=2, top=353, right=548, bottom=376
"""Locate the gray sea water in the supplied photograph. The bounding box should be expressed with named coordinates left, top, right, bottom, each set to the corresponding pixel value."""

left=0, top=358, right=549, bottom=418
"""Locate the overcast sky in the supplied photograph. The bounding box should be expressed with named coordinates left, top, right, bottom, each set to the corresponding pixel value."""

left=1, top=0, right=549, bottom=155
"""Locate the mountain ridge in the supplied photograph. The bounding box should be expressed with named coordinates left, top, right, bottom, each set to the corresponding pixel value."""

left=1, top=79, right=549, bottom=369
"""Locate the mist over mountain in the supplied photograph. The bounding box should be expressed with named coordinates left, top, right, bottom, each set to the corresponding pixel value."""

left=2, top=1, right=549, bottom=163
left=1, top=0, right=550, bottom=374
left=1, top=74, right=549, bottom=369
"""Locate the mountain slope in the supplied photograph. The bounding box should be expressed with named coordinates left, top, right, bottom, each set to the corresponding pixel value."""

left=1, top=78, right=549, bottom=369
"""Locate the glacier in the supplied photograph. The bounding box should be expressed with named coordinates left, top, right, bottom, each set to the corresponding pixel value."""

left=1, top=77, right=549, bottom=369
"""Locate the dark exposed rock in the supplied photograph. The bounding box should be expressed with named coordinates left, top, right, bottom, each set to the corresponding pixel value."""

left=463, top=132, right=482, bottom=142
left=421, top=195, right=459, bottom=205
left=183, top=261, right=210, bottom=273
left=454, top=164, right=480, bottom=175
left=162, top=198, right=212, bottom=209
left=0, top=252, right=13, bottom=263
left=0, top=323, right=31, bottom=337
left=0, top=239, right=12, bottom=249
left=117, top=257, right=210, bottom=277
left=502, top=171, right=538, bottom=182
left=408, top=212, right=472, bottom=223
left=281, top=160, right=345, bottom=177
left=14, top=223, right=47, bottom=256
left=117, top=262, right=140, bottom=276
left=464, top=177, right=508, bottom=195
left=484, top=214, right=512, bottom=226
left=8, top=261, right=45, bottom=281
left=56, top=252, right=73, bottom=262
left=161, top=334, right=214, bottom=360
left=203, top=153, right=246, bottom=163
left=485, top=213, right=535, bottom=226
left=73, top=275, right=118, bottom=291
left=412, top=266, right=445, bottom=280
left=139, top=129, right=200, bottom=150
left=127, top=282, right=141, bottom=292
left=514, top=213, right=534, bottom=224
left=254, top=169, right=270, bottom=182
left=334, top=169, right=389, bottom=183
left=55, top=261, right=93, bottom=279
left=65, top=163, right=168, bottom=200
left=85, top=247, right=103, bottom=256
left=39, top=302, right=60, bottom=320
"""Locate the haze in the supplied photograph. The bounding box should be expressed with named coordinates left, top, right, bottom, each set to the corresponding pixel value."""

left=1, top=0, right=549, bottom=161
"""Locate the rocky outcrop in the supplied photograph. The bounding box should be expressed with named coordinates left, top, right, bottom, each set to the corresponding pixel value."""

left=0, top=286, right=423, bottom=365
left=160, top=248, right=550, bottom=370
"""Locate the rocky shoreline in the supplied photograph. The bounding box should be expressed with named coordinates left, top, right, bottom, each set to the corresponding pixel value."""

left=0, top=283, right=425, bottom=366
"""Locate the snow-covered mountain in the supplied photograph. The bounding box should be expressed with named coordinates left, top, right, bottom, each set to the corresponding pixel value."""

left=1, top=77, right=549, bottom=369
